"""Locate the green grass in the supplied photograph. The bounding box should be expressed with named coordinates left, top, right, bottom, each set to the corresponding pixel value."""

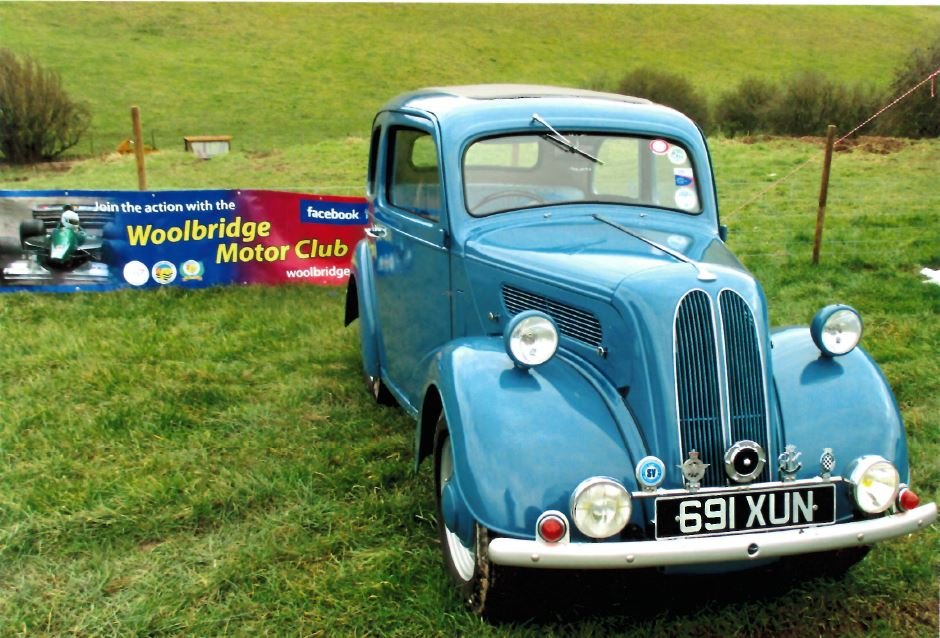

left=0, top=3, right=938, bottom=635
left=0, top=4, right=938, bottom=155
left=0, top=138, right=938, bottom=636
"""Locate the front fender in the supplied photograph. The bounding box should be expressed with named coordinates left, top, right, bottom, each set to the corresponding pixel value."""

left=430, top=338, right=648, bottom=540
left=771, top=327, right=909, bottom=482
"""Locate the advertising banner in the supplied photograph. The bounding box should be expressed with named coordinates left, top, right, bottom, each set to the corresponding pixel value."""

left=0, top=189, right=368, bottom=293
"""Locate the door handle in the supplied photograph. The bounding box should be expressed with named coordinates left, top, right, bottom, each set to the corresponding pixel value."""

left=365, top=226, right=387, bottom=239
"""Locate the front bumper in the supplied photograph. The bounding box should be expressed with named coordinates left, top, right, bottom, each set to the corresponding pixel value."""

left=487, top=502, right=937, bottom=570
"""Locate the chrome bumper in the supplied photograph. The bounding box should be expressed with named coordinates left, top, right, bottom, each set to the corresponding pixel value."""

left=487, top=502, right=937, bottom=570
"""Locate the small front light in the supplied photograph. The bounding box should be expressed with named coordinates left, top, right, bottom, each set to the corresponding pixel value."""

left=504, top=311, right=559, bottom=368
left=811, top=305, right=863, bottom=357
left=898, top=487, right=920, bottom=512
left=849, top=456, right=900, bottom=514
left=536, top=511, right=569, bottom=544
left=570, top=477, right=631, bottom=539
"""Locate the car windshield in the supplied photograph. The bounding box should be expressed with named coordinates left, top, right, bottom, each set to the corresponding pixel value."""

left=463, top=132, right=701, bottom=216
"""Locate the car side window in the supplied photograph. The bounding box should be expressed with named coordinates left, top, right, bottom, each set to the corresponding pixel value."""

left=387, top=127, right=442, bottom=222
left=367, top=125, right=381, bottom=197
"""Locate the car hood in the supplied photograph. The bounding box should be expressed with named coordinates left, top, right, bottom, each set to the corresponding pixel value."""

left=462, top=213, right=775, bottom=490
left=464, top=214, right=747, bottom=292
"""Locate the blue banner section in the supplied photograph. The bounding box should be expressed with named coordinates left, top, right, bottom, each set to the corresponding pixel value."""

left=0, top=189, right=368, bottom=293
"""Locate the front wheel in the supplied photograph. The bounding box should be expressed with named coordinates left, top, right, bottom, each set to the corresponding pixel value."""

left=433, top=414, right=513, bottom=617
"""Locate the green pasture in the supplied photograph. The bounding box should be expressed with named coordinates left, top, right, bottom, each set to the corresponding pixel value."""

left=0, top=2, right=938, bottom=636
left=0, top=137, right=938, bottom=636
left=1, top=3, right=939, bottom=156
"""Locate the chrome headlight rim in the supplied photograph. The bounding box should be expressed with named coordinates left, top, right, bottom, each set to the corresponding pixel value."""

left=811, top=304, right=863, bottom=357
left=848, top=455, right=900, bottom=514
left=569, top=476, right=632, bottom=539
left=503, top=310, right=559, bottom=369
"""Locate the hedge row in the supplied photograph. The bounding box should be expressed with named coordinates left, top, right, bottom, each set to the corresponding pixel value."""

left=599, top=39, right=940, bottom=139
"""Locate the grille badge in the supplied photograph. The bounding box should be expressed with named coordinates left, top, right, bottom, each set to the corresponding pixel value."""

left=679, top=451, right=709, bottom=491
left=778, top=444, right=803, bottom=482
left=820, top=448, right=836, bottom=480
left=724, top=440, right=767, bottom=483
left=636, top=456, right=666, bottom=492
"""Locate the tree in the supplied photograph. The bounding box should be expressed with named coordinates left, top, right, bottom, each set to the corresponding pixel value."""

left=878, top=39, right=940, bottom=138
left=0, top=48, right=91, bottom=164
left=614, top=67, right=711, bottom=130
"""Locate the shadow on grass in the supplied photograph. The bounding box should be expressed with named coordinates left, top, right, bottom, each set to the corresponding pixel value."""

left=483, top=549, right=867, bottom=626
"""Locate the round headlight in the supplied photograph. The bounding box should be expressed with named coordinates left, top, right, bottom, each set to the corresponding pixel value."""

left=504, top=311, right=558, bottom=368
left=849, top=456, right=899, bottom=514
left=811, top=304, right=863, bottom=357
left=570, top=477, right=632, bottom=539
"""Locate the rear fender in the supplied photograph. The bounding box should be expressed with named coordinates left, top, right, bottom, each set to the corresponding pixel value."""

left=347, top=239, right=380, bottom=379
left=427, top=337, right=648, bottom=540
left=771, top=327, right=909, bottom=482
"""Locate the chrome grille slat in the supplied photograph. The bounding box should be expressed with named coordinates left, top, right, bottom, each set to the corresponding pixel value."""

left=502, top=286, right=603, bottom=347
left=720, top=291, right=770, bottom=482
left=675, top=290, right=768, bottom=487
left=674, top=291, right=724, bottom=487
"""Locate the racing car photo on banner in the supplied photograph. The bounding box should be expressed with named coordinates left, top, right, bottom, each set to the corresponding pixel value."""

left=0, top=199, right=114, bottom=288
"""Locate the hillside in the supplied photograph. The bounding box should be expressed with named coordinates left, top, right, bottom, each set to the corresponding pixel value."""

left=0, top=3, right=938, bottom=156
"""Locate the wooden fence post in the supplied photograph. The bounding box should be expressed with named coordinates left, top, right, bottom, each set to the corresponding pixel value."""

left=131, top=106, right=147, bottom=191
left=812, top=124, right=837, bottom=265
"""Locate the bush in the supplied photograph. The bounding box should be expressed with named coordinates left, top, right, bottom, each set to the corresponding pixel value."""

left=0, top=48, right=91, bottom=164
left=877, top=39, right=940, bottom=138
left=714, top=77, right=777, bottom=137
left=762, top=71, right=880, bottom=137
left=613, top=67, right=711, bottom=130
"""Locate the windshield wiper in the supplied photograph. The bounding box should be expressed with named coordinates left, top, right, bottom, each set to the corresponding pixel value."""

left=531, top=113, right=604, bottom=165
left=593, top=214, right=717, bottom=282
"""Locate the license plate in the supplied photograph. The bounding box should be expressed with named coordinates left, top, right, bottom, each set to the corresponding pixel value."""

left=655, top=484, right=836, bottom=539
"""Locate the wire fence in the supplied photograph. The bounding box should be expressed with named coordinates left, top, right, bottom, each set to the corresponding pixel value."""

left=718, top=66, right=940, bottom=269
left=720, top=158, right=937, bottom=266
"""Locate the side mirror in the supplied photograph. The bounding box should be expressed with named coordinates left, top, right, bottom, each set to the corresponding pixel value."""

left=719, top=224, right=729, bottom=242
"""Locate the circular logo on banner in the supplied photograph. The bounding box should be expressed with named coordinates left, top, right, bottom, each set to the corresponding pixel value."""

left=123, top=260, right=150, bottom=287
left=635, top=456, right=666, bottom=490
left=181, top=260, right=205, bottom=281
left=151, top=260, right=178, bottom=285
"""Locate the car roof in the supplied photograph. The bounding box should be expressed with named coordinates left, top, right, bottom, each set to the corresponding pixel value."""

left=377, top=84, right=699, bottom=134
left=397, top=84, right=649, bottom=103
left=381, top=84, right=652, bottom=113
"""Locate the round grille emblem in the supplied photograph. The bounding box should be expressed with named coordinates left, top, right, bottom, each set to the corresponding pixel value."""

left=635, top=456, right=666, bottom=491
left=724, top=440, right=767, bottom=483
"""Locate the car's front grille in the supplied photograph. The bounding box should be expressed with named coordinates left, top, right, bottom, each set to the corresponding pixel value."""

left=674, top=290, right=769, bottom=486
left=502, top=285, right=603, bottom=348
left=674, top=290, right=726, bottom=487
left=720, top=290, right=770, bottom=483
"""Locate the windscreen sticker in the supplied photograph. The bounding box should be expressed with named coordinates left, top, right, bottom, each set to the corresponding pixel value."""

left=649, top=139, right=670, bottom=155
left=674, top=168, right=695, bottom=186
left=674, top=187, right=698, bottom=211
left=668, top=146, right=688, bottom=165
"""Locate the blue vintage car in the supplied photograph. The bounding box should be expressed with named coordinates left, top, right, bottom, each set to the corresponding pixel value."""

left=344, top=85, right=937, bottom=615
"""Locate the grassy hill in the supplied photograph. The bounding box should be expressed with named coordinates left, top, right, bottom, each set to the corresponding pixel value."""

left=0, top=3, right=938, bottom=155
left=0, top=4, right=937, bottom=636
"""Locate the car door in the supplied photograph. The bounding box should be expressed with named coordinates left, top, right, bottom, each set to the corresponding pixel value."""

left=370, top=113, right=451, bottom=408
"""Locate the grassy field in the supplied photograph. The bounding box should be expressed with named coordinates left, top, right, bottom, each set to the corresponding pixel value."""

left=0, top=3, right=938, bottom=636
left=1, top=3, right=939, bottom=156
left=0, top=137, right=938, bottom=636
